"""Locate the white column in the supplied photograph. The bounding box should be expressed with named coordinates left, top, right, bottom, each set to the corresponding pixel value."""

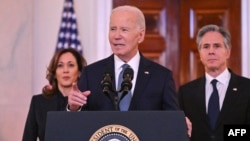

left=242, top=0, right=250, bottom=78
left=0, top=0, right=33, bottom=140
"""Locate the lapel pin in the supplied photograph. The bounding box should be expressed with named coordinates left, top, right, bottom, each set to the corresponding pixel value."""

left=144, top=71, right=149, bottom=74
left=233, top=88, right=237, bottom=91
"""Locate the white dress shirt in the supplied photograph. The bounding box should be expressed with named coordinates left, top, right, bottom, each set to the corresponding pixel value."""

left=205, top=68, right=231, bottom=113
left=114, top=51, right=140, bottom=95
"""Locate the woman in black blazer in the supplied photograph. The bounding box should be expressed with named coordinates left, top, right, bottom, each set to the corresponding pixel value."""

left=22, top=48, right=87, bottom=141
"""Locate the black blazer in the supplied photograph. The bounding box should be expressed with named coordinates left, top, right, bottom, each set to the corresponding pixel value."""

left=78, top=53, right=179, bottom=111
left=178, top=70, right=250, bottom=141
left=22, top=92, right=67, bottom=141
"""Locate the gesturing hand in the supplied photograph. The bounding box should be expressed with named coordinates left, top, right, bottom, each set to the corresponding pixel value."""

left=68, top=83, right=91, bottom=111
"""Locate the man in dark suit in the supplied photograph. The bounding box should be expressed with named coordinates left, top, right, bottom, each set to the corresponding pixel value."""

left=68, top=5, right=191, bottom=136
left=178, top=24, right=250, bottom=141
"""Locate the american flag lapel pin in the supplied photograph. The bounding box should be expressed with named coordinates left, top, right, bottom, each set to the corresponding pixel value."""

left=233, top=88, right=237, bottom=91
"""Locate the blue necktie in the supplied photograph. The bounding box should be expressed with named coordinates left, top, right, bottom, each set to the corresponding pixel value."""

left=208, top=79, right=220, bottom=129
left=118, top=64, right=132, bottom=111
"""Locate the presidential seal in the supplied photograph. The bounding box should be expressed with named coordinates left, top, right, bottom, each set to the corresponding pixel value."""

left=89, top=124, right=140, bottom=141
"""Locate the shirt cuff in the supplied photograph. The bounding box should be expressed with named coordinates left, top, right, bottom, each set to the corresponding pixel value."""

left=66, top=104, right=82, bottom=111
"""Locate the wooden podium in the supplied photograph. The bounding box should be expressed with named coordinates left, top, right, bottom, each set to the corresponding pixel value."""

left=45, top=111, right=189, bottom=141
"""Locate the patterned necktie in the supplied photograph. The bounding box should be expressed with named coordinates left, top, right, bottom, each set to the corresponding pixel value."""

left=118, top=64, right=132, bottom=111
left=208, top=79, right=220, bottom=129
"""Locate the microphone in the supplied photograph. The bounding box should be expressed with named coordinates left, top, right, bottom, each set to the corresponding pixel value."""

left=101, top=68, right=113, bottom=94
left=101, top=68, right=119, bottom=111
left=120, top=67, right=134, bottom=94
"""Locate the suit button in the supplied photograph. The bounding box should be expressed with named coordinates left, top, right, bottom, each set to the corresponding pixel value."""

left=210, top=135, right=215, bottom=140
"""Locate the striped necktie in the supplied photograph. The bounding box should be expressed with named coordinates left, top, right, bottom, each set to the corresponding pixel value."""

left=118, top=64, right=132, bottom=111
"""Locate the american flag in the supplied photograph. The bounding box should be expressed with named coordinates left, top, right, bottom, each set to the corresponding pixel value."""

left=56, top=0, right=83, bottom=53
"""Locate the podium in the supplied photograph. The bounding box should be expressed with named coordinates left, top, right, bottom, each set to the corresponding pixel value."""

left=45, top=111, right=189, bottom=141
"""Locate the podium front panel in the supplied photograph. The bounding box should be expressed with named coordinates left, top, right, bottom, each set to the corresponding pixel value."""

left=45, top=111, right=189, bottom=141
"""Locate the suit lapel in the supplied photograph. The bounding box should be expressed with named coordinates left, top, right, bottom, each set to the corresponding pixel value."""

left=216, top=73, right=239, bottom=126
left=130, top=55, right=151, bottom=104
left=43, top=92, right=65, bottom=111
left=196, top=77, right=210, bottom=124
left=102, top=55, right=116, bottom=89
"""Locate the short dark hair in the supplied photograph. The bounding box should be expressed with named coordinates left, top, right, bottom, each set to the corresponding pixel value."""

left=196, top=24, right=231, bottom=50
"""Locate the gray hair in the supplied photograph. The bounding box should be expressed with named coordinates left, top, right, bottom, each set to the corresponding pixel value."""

left=196, top=24, right=231, bottom=50
left=111, top=5, right=146, bottom=30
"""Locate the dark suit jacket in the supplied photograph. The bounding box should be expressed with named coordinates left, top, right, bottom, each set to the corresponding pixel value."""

left=178, top=70, right=250, bottom=141
left=78, top=53, right=179, bottom=111
left=22, top=92, right=68, bottom=141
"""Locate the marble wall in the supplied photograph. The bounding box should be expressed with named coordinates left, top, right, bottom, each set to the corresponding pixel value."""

left=0, top=0, right=32, bottom=140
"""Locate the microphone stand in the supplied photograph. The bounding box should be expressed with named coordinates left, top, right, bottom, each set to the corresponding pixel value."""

left=107, top=90, right=128, bottom=111
left=114, top=90, right=129, bottom=111
left=113, top=91, right=119, bottom=111
left=103, top=89, right=120, bottom=111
